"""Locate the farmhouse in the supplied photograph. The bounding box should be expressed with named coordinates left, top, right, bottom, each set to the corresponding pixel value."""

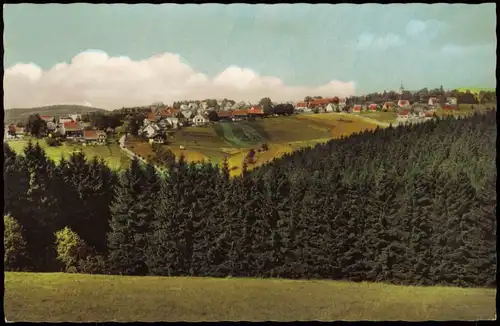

left=83, top=130, right=107, bottom=145
left=69, top=113, right=82, bottom=122
left=62, top=121, right=84, bottom=139
left=397, top=100, right=411, bottom=108
left=248, top=106, right=264, bottom=118
left=217, top=111, right=233, bottom=122
left=368, top=104, right=378, bottom=112
left=145, top=112, right=160, bottom=125
left=140, top=123, right=161, bottom=138
left=352, top=105, right=362, bottom=113
left=428, top=97, right=440, bottom=107
left=295, top=102, right=308, bottom=111
left=192, top=113, right=210, bottom=126
left=180, top=109, right=195, bottom=120
left=446, top=97, right=458, bottom=105
left=397, top=110, right=410, bottom=122
left=232, top=109, right=249, bottom=121
left=165, top=117, right=179, bottom=129
left=5, top=124, right=25, bottom=140
left=59, top=116, right=74, bottom=124
left=382, top=102, right=397, bottom=111
left=325, top=103, right=336, bottom=113
left=310, top=98, right=334, bottom=107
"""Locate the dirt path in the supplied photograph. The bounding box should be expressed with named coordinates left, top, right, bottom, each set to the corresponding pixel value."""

left=119, top=135, right=164, bottom=172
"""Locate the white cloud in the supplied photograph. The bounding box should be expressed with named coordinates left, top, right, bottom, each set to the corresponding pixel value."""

left=405, top=19, right=447, bottom=39
left=406, top=20, right=427, bottom=36
left=440, top=43, right=496, bottom=56
left=355, top=32, right=404, bottom=51
left=3, top=50, right=356, bottom=109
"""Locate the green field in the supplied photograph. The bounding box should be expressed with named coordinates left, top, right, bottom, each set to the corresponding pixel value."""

left=4, top=272, right=495, bottom=322
left=455, top=87, right=495, bottom=94
left=7, top=138, right=131, bottom=170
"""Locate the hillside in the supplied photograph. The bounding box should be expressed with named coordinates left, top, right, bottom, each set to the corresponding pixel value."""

left=4, top=272, right=496, bottom=322
left=4, top=105, right=107, bottom=123
left=127, top=113, right=384, bottom=175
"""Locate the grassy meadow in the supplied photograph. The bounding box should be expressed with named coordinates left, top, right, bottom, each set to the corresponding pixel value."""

left=4, top=272, right=496, bottom=322
left=7, top=137, right=131, bottom=170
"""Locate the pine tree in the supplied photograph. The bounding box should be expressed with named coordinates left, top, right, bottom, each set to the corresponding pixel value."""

left=19, top=142, right=61, bottom=271
left=146, top=158, right=181, bottom=276
left=107, top=157, right=151, bottom=275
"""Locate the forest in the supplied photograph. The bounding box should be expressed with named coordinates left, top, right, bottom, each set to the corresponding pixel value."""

left=3, top=110, right=496, bottom=288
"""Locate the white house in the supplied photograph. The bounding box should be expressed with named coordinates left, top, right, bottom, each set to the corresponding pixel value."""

left=428, top=97, right=440, bottom=107
left=58, top=116, right=73, bottom=124
left=192, top=113, right=209, bottom=126
left=140, top=123, right=161, bottom=138
left=295, top=102, right=308, bottom=112
left=325, top=103, right=336, bottom=113
left=180, top=109, right=194, bottom=120
left=166, top=117, right=179, bottom=129
left=69, top=113, right=81, bottom=121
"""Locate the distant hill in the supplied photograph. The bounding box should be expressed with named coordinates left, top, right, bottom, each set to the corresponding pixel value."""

left=4, top=105, right=107, bottom=123
left=455, top=87, right=495, bottom=94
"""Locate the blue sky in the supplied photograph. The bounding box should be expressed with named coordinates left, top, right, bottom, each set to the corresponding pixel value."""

left=3, top=3, right=496, bottom=109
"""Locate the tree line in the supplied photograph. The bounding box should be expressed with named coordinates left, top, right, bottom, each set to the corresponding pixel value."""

left=4, top=110, right=496, bottom=288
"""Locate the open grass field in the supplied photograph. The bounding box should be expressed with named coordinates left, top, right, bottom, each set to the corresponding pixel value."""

left=296, top=113, right=382, bottom=138
left=359, top=111, right=398, bottom=123
left=4, top=272, right=496, bottom=322
left=7, top=138, right=130, bottom=170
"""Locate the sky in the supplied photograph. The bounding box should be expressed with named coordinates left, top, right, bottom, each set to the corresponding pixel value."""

left=3, top=3, right=497, bottom=109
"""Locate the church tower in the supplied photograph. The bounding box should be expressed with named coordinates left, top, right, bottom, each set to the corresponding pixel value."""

left=399, top=80, right=405, bottom=95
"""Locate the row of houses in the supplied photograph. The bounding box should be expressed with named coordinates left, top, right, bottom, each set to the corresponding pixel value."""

left=5, top=119, right=108, bottom=145
left=140, top=105, right=266, bottom=142
left=294, top=96, right=459, bottom=113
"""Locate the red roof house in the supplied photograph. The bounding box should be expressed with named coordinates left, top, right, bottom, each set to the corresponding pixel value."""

left=147, top=112, right=158, bottom=122
left=40, top=116, right=54, bottom=122
left=352, top=105, right=362, bottom=113
left=248, top=106, right=264, bottom=115
left=83, top=130, right=107, bottom=142
left=397, top=100, right=411, bottom=108
left=295, top=102, right=308, bottom=108
left=232, top=109, right=249, bottom=116
left=217, top=111, right=233, bottom=119
left=63, top=121, right=83, bottom=131
left=368, top=104, right=377, bottom=111
left=310, top=98, right=334, bottom=106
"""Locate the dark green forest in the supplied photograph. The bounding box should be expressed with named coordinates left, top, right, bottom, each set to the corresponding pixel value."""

left=3, top=110, right=496, bottom=288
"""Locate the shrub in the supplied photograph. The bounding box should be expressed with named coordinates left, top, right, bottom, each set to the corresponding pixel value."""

left=46, top=138, right=62, bottom=147
left=78, top=255, right=108, bottom=275
left=261, top=143, right=269, bottom=151
left=55, top=227, right=89, bottom=272
left=4, top=215, right=28, bottom=271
